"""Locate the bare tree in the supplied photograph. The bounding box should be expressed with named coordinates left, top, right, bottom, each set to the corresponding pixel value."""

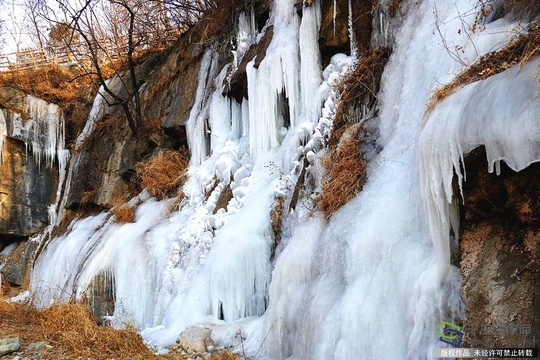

left=24, top=0, right=48, bottom=49
left=24, top=0, right=217, bottom=135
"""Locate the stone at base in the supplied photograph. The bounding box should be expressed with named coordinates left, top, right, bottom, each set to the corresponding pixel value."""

left=0, top=337, right=22, bottom=356
left=174, top=326, right=217, bottom=355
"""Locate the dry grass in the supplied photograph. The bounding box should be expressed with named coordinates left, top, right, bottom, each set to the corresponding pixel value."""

left=319, top=49, right=389, bottom=218
left=208, top=351, right=238, bottom=359
left=0, top=301, right=153, bottom=359
left=140, top=118, right=163, bottom=134
left=113, top=204, right=136, bottom=223
left=330, top=47, right=390, bottom=146
left=0, top=64, right=94, bottom=107
left=0, top=300, right=242, bottom=359
left=270, top=196, right=285, bottom=250
left=0, top=64, right=96, bottom=133
left=428, top=28, right=540, bottom=111
left=80, top=189, right=97, bottom=206
left=195, top=0, right=240, bottom=46
left=86, top=114, right=130, bottom=144
left=213, top=184, right=233, bottom=214
left=134, top=149, right=189, bottom=200
left=319, top=124, right=367, bottom=218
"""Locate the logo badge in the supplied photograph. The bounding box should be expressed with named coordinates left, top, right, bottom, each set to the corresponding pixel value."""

left=437, top=320, right=464, bottom=347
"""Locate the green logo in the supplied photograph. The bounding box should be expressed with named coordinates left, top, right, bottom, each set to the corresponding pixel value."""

left=437, top=320, right=464, bottom=347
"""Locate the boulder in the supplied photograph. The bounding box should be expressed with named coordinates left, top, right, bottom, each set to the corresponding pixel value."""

left=0, top=336, right=22, bottom=356
left=174, top=326, right=217, bottom=355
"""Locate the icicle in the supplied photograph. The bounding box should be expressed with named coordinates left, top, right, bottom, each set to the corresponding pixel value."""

left=208, top=66, right=235, bottom=154
left=333, top=0, right=337, bottom=34
left=299, top=0, right=323, bottom=121
left=235, top=12, right=256, bottom=67
left=186, top=49, right=218, bottom=166
left=241, top=98, right=249, bottom=138
left=250, top=6, right=257, bottom=41
left=47, top=111, right=70, bottom=230
left=348, top=0, right=357, bottom=58
left=230, top=98, right=243, bottom=141
left=19, top=95, right=64, bottom=169
left=0, top=110, right=7, bottom=163
left=420, top=58, right=540, bottom=279
left=245, top=0, right=301, bottom=157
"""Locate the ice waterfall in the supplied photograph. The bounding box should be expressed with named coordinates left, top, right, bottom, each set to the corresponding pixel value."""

left=26, top=0, right=540, bottom=359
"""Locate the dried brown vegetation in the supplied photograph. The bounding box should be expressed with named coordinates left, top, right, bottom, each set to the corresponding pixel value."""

left=213, top=185, right=233, bottom=214
left=0, top=301, right=240, bottom=359
left=0, top=65, right=94, bottom=106
left=320, top=124, right=367, bottom=218
left=80, top=189, right=97, bottom=206
left=0, top=301, right=152, bottom=359
left=270, top=196, right=285, bottom=251
left=141, top=118, right=163, bottom=134
left=428, top=28, right=540, bottom=111
left=134, top=149, right=190, bottom=199
left=90, top=114, right=130, bottom=141
left=330, top=47, right=390, bottom=146
left=0, top=65, right=96, bottom=135
left=113, top=204, right=136, bottom=223
left=319, top=48, right=389, bottom=218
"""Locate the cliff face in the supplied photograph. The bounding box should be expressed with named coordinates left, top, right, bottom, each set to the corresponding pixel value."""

left=459, top=147, right=539, bottom=348
left=0, top=89, right=59, bottom=238
left=0, top=137, right=57, bottom=237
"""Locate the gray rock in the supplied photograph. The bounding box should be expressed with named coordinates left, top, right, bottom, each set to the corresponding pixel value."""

left=175, top=326, right=217, bottom=355
left=26, top=341, right=47, bottom=351
left=0, top=87, right=26, bottom=114
left=88, top=272, right=115, bottom=324
left=1, top=241, right=38, bottom=286
left=0, top=336, right=22, bottom=356
left=0, top=136, right=57, bottom=237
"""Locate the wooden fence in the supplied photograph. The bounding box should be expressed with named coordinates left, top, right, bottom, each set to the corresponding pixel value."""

left=0, top=40, right=122, bottom=71
left=0, top=29, right=182, bottom=72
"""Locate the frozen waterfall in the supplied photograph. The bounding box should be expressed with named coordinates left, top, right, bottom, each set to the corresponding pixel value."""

left=26, top=0, right=540, bottom=359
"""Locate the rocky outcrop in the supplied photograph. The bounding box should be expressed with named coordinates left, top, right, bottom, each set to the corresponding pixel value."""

left=0, top=88, right=66, bottom=239
left=0, top=88, right=27, bottom=118
left=459, top=147, right=539, bottom=348
left=319, top=0, right=373, bottom=66
left=1, top=240, right=38, bottom=287
left=63, top=4, right=242, bottom=209
left=64, top=115, right=143, bottom=209
left=0, top=138, right=57, bottom=237
left=226, top=26, right=274, bottom=103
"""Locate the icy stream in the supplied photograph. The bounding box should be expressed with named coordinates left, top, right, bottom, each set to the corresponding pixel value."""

left=24, top=0, right=540, bottom=359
